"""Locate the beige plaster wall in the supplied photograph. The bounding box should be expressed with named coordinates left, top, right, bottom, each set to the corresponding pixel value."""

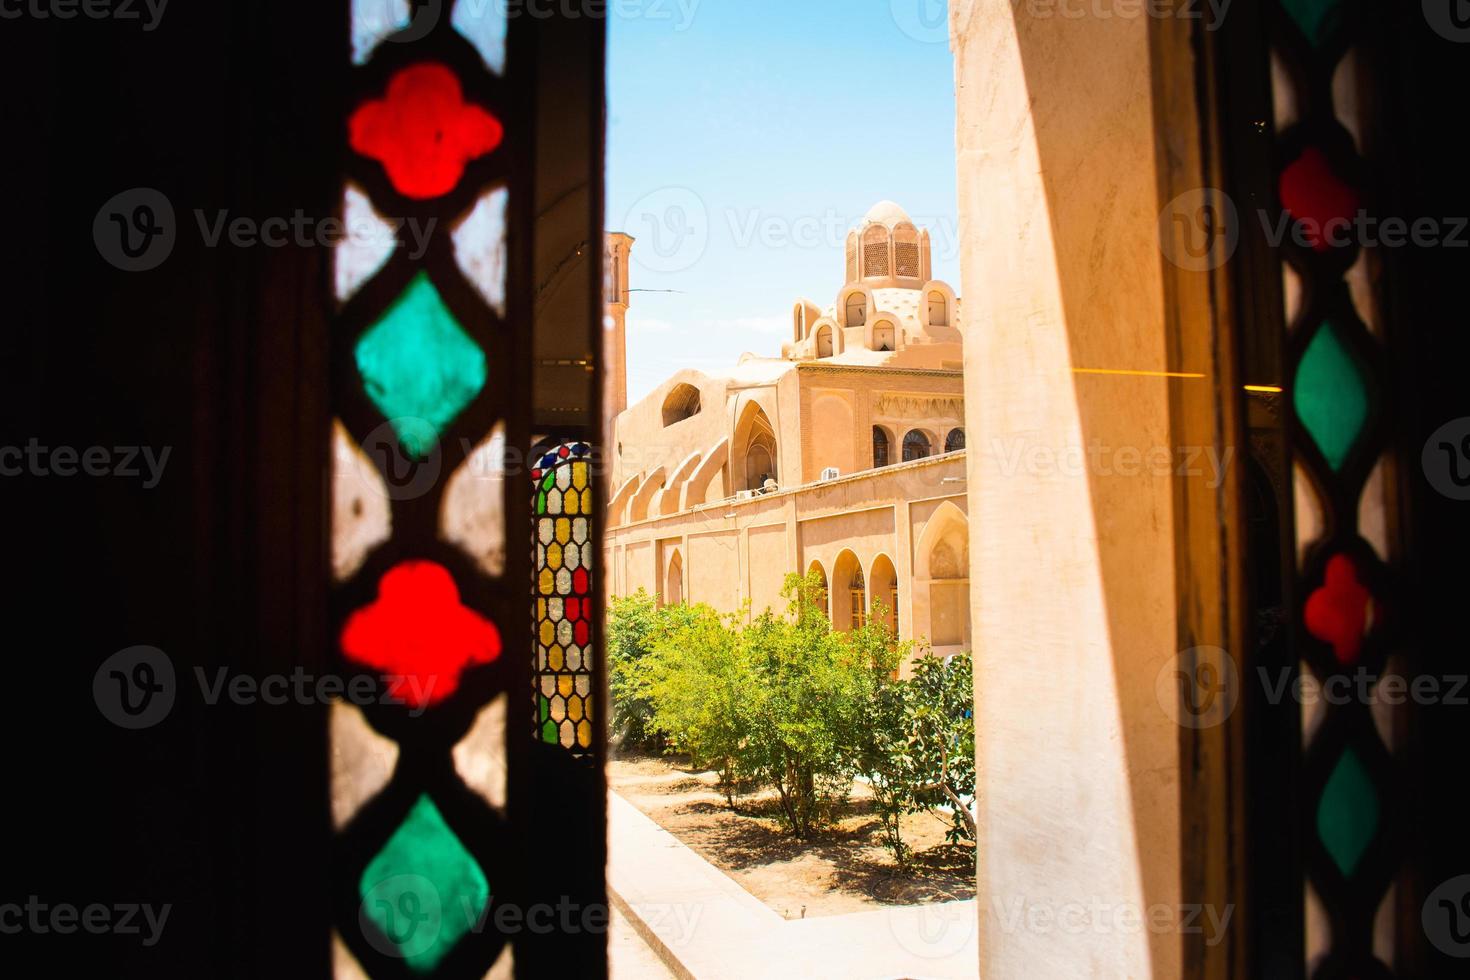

left=606, top=453, right=970, bottom=671
left=952, top=2, right=1182, bottom=977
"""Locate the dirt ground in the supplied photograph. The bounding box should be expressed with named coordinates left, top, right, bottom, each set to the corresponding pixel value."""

left=608, top=752, right=976, bottom=919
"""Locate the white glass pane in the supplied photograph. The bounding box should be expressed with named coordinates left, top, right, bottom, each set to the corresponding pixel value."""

left=453, top=0, right=509, bottom=75
left=441, top=422, right=506, bottom=576
left=452, top=693, right=508, bottom=811
left=332, top=420, right=392, bottom=581
left=335, top=184, right=397, bottom=303
left=330, top=702, right=399, bottom=829
left=351, top=0, right=412, bottom=65
left=452, top=186, right=509, bottom=317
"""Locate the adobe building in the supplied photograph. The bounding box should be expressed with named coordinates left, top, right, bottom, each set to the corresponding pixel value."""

left=603, top=203, right=972, bottom=660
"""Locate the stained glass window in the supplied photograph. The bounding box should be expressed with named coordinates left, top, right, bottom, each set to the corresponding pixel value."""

left=532, top=442, right=596, bottom=755
left=1249, top=0, right=1405, bottom=973
left=329, top=3, right=532, bottom=976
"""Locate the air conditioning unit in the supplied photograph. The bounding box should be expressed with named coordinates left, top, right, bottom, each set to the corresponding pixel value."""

left=734, top=489, right=757, bottom=501
left=820, top=467, right=841, bottom=481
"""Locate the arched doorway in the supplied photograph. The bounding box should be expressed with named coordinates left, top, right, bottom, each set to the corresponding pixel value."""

left=733, top=401, right=779, bottom=492
left=831, top=550, right=865, bottom=632
left=806, top=560, right=829, bottom=621
left=915, top=502, right=971, bottom=652
left=868, top=554, right=898, bottom=635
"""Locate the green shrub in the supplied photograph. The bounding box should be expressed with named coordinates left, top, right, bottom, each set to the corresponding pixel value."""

left=606, top=574, right=978, bottom=855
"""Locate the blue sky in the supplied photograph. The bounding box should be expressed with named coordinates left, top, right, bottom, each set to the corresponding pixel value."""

left=606, top=0, right=958, bottom=403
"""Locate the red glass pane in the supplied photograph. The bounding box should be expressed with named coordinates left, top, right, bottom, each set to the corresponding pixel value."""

left=1279, top=147, right=1360, bottom=252
left=341, top=560, right=502, bottom=708
left=1304, top=554, right=1374, bottom=665
left=349, top=63, right=504, bottom=200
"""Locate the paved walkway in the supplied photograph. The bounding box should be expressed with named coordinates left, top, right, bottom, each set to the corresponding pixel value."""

left=607, top=791, right=978, bottom=980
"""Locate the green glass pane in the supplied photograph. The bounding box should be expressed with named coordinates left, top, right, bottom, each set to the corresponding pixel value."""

left=359, top=794, right=490, bottom=974
left=539, top=695, right=557, bottom=743
left=355, top=272, right=487, bottom=459
left=1282, top=0, right=1347, bottom=47
left=1294, top=321, right=1368, bottom=471
left=1316, top=749, right=1379, bottom=877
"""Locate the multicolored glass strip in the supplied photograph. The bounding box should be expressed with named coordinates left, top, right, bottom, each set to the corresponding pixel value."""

left=532, top=442, right=595, bottom=753
left=333, top=4, right=516, bottom=976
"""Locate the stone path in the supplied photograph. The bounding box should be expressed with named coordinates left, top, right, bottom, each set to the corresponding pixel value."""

left=607, top=791, right=978, bottom=980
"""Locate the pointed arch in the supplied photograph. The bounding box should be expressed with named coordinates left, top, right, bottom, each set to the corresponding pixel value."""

left=732, top=400, right=779, bottom=492
left=868, top=553, right=898, bottom=635
left=832, top=549, right=866, bottom=632
left=663, top=548, right=683, bottom=607
left=680, top=437, right=728, bottom=509
left=914, top=501, right=971, bottom=650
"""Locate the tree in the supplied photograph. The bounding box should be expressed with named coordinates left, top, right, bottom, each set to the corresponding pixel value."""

left=905, top=652, right=977, bottom=843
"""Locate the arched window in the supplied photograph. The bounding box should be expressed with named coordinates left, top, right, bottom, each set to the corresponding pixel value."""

left=862, top=225, right=890, bottom=277
left=928, top=290, right=948, bottom=326
left=844, top=292, right=866, bottom=327
left=661, top=383, right=701, bottom=426
left=816, top=325, right=834, bottom=358
left=902, top=430, right=931, bottom=462
left=893, top=224, right=920, bottom=279
left=945, top=428, right=965, bottom=452
left=872, top=426, right=890, bottom=468
left=872, top=322, right=896, bottom=352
